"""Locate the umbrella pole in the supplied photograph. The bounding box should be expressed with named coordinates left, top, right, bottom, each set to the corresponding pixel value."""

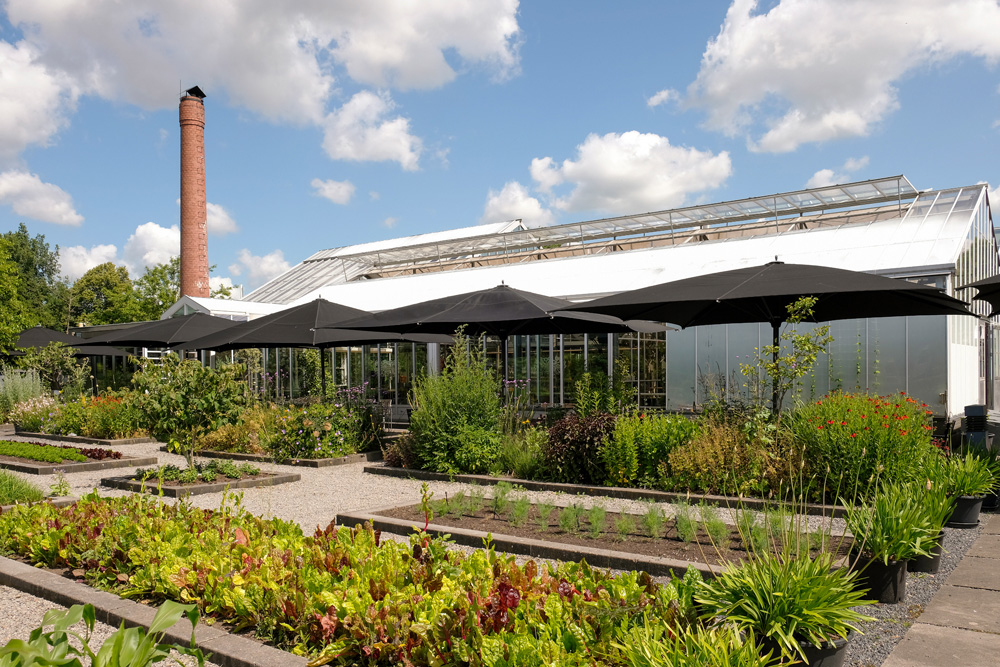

left=502, top=336, right=509, bottom=402
left=320, top=347, right=327, bottom=398
left=771, top=322, right=780, bottom=414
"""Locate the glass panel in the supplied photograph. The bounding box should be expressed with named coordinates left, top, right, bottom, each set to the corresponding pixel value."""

left=696, top=324, right=727, bottom=405
left=726, top=323, right=762, bottom=404
left=929, top=191, right=958, bottom=216
left=826, top=320, right=866, bottom=394
left=562, top=334, right=586, bottom=404
left=639, top=332, right=666, bottom=407
left=868, top=317, right=907, bottom=393
left=906, top=193, right=936, bottom=220
left=952, top=188, right=980, bottom=212
left=587, top=333, right=610, bottom=376
left=908, top=315, right=947, bottom=412
left=666, top=328, right=696, bottom=410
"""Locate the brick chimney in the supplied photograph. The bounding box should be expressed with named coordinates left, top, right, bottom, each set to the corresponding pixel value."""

left=179, top=86, right=210, bottom=298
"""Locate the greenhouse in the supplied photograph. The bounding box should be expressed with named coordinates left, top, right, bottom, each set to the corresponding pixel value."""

left=163, top=175, right=999, bottom=418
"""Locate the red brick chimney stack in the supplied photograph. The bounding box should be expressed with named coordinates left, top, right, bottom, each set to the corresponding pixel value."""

left=179, top=86, right=210, bottom=298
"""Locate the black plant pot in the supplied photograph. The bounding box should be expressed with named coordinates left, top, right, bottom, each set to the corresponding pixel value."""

left=854, top=555, right=907, bottom=603
left=760, top=634, right=850, bottom=666
left=982, top=490, right=1000, bottom=512
left=947, top=495, right=984, bottom=528
left=909, top=530, right=945, bottom=573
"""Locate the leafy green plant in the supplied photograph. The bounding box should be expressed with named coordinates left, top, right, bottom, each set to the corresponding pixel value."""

left=491, top=427, right=547, bottom=480
left=674, top=502, right=698, bottom=543
left=614, top=620, right=774, bottom=667
left=467, top=486, right=485, bottom=514
left=492, top=481, right=513, bottom=516
left=48, top=470, right=71, bottom=498
left=0, top=368, right=44, bottom=422
left=700, top=503, right=729, bottom=548
left=843, top=482, right=937, bottom=564
left=938, top=450, right=998, bottom=497
left=735, top=508, right=768, bottom=554
left=642, top=502, right=666, bottom=539
left=16, top=341, right=89, bottom=398
left=697, top=551, right=873, bottom=664
left=536, top=502, right=555, bottom=531
left=448, top=491, right=467, bottom=517
left=614, top=513, right=635, bottom=541
left=587, top=504, right=607, bottom=538
left=558, top=503, right=582, bottom=534
left=509, top=495, right=531, bottom=527
left=0, top=600, right=207, bottom=667
left=0, top=440, right=87, bottom=464
left=0, top=469, right=43, bottom=505
left=543, top=413, right=616, bottom=485
left=601, top=413, right=699, bottom=487
left=408, top=331, right=503, bottom=474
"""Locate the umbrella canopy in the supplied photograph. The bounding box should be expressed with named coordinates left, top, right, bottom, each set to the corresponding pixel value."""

left=961, top=274, right=1000, bottom=317
left=330, top=284, right=653, bottom=338
left=559, top=261, right=975, bottom=410
left=7, top=325, right=128, bottom=357
left=85, top=312, right=239, bottom=348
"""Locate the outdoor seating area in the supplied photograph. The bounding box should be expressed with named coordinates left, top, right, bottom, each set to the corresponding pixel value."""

left=1, top=256, right=1000, bottom=666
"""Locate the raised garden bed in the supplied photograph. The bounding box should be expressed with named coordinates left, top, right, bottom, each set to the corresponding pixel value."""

left=364, top=464, right=847, bottom=517
left=168, top=445, right=383, bottom=468
left=102, top=471, right=301, bottom=497
left=0, top=440, right=157, bottom=475
left=338, top=500, right=851, bottom=579
left=13, top=430, right=156, bottom=446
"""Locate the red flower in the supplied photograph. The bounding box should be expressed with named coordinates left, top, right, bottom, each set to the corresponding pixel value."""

left=827, top=420, right=835, bottom=424
left=817, top=425, right=824, bottom=430
left=840, top=421, right=847, bottom=426
left=850, top=433, right=858, bottom=438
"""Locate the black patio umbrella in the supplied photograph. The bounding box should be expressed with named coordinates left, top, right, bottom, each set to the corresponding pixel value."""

left=329, top=284, right=664, bottom=380
left=85, top=312, right=239, bottom=348
left=178, top=299, right=452, bottom=395
left=7, top=325, right=128, bottom=357
left=558, top=261, right=975, bottom=410
left=960, top=275, right=1000, bottom=317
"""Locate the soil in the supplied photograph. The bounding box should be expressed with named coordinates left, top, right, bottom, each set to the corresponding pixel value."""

left=381, top=502, right=853, bottom=568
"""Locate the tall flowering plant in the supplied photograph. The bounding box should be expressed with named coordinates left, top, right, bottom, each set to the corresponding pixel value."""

left=791, top=391, right=936, bottom=501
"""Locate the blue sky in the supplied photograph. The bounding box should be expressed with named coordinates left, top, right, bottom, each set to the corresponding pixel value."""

left=1, top=0, right=998, bottom=295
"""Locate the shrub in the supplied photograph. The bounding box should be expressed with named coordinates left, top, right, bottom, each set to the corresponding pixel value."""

left=600, top=413, right=699, bottom=487
left=408, top=332, right=503, bottom=474
left=195, top=404, right=276, bottom=454
left=383, top=431, right=418, bottom=468
left=791, top=392, right=936, bottom=501
left=42, top=393, right=146, bottom=439
left=270, top=402, right=369, bottom=460
left=0, top=469, right=44, bottom=505
left=491, top=426, right=547, bottom=480
left=9, top=395, right=57, bottom=432
left=543, top=412, right=616, bottom=485
left=0, top=368, right=44, bottom=422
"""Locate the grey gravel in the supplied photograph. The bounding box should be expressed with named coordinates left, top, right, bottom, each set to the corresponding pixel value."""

left=0, top=434, right=985, bottom=666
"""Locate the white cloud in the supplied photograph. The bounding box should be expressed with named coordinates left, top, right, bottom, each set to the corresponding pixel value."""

left=58, top=243, right=118, bottom=281
left=805, top=156, right=870, bottom=188
left=686, top=0, right=1000, bottom=152
left=647, top=88, right=678, bottom=108
left=321, top=91, right=422, bottom=170
left=481, top=181, right=555, bottom=226
left=382, top=217, right=398, bottom=228
left=311, top=178, right=356, bottom=205
left=206, top=202, right=238, bottom=235
left=228, top=248, right=291, bottom=288
left=0, top=41, right=77, bottom=164
left=369, top=191, right=380, bottom=200
left=0, top=170, right=83, bottom=225
left=209, top=275, right=235, bottom=294
left=531, top=131, right=732, bottom=213
left=3, top=0, right=520, bottom=156
left=122, top=221, right=180, bottom=275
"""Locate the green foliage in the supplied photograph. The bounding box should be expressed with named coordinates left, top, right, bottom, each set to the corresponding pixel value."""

left=0, top=440, right=87, bottom=464
left=492, top=481, right=514, bottom=516
left=614, top=513, right=635, bottom=541
left=642, top=503, right=666, bottom=539
left=133, top=257, right=180, bottom=322
left=674, top=502, right=698, bottom=543
left=0, top=599, right=207, bottom=667
left=0, top=492, right=693, bottom=663
left=270, top=394, right=383, bottom=461
left=8, top=395, right=57, bottom=432
left=491, top=427, right=547, bottom=480
left=408, top=332, right=503, bottom=474
left=700, top=504, right=729, bottom=548
left=130, top=354, right=247, bottom=467
left=536, top=502, right=555, bottom=531
left=0, top=470, right=44, bottom=505
left=70, top=262, right=142, bottom=326
left=194, top=404, right=276, bottom=455
left=0, top=239, right=30, bottom=351
left=0, top=369, right=44, bottom=422
left=573, top=358, right=636, bottom=418
left=842, top=482, right=937, bottom=564
left=586, top=504, right=606, bottom=538
left=558, top=503, right=583, bottom=534
left=614, top=621, right=773, bottom=667
left=739, top=297, right=834, bottom=410
left=38, top=393, right=146, bottom=439
left=16, top=342, right=89, bottom=397
left=791, top=392, right=937, bottom=501
left=696, top=552, right=873, bottom=664
left=932, top=449, right=999, bottom=497
left=510, top=496, right=531, bottom=527
left=543, top=413, right=616, bottom=485
left=734, top=508, right=768, bottom=554
left=48, top=471, right=71, bottom=498
left=1, top=223, right=68, bottom=332
left=134, top=459, right=259, bottom=485
left=601, top=413, right=699, bottom=487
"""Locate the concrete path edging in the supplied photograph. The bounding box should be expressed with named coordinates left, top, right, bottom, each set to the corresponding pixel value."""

left=13, top=431, right=157, bottom=446
left=101, top=472, right=301, bottom=497
left=169, top=446, right=382, bottom=468
left=0, top=556, right=306, bottom=667
left=0, top=455, right=158, bottom=476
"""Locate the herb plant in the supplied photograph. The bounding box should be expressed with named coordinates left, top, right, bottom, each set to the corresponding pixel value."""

left=587, top=504, right=607, bottom=538
left=509, top=496, right=531, bottom=527
left=536, top=502, right=555, bottom=531
left=642, top=502, right=666, bottom=539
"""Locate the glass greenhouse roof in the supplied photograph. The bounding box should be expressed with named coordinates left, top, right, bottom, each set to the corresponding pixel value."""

left=246, top=175, right=919, bottom=304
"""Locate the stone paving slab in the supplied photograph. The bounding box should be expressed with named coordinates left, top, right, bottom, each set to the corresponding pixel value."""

left=883, top=623, right=1000, bottom=667
left=980, top=513, right=1000, bottom=535
left=919, top=584, right=1000, bottom=633
left=968, top=533, right=1000, bottom=558
left=943, top=556, right=1000, bottom=590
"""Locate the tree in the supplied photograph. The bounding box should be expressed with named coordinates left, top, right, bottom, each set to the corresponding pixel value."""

left=2, top=223, right=69, bottom=329
left=70, top=262, right=142, bottom=325
left=134, top=257, right=233, bottom=320
left=0, top=237, right=30, bottom=349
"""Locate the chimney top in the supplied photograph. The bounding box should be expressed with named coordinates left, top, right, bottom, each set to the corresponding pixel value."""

left=184, top=85, right=206, bottom=99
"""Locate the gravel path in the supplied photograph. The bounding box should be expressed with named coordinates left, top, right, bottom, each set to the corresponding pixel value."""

left=0, top=434, right=985, bottom=665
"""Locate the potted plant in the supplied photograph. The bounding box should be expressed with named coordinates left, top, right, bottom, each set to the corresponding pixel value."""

left=696, top=551, right=873, bottom=666
left=843, top=483, right=935, bottom=603
left=907, top=482, right=954, bottom=574
left=937, top=450, right=998, bottom=528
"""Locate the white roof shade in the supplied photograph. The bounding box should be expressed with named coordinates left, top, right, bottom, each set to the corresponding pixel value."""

left=161, top=295, right=284, bottom=320
left=282, top=184, right=986, bottom=312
